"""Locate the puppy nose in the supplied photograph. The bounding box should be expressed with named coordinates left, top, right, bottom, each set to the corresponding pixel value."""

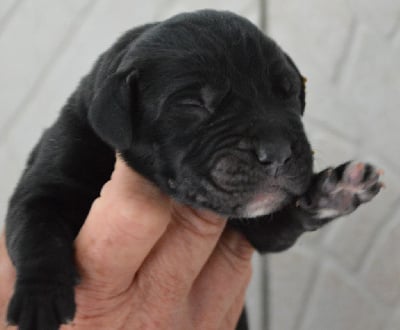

left=254, top=137, right=292, bottom=165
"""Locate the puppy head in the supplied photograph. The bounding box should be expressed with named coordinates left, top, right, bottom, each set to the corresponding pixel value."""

left=89, top=10, right=313, bottom=218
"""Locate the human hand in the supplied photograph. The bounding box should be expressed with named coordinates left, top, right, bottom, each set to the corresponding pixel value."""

left=0, top=156, right=254, bottom=330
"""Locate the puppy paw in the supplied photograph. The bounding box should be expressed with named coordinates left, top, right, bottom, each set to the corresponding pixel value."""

left=7, top=279, right=75, bottom=330
left=297, top=161, right=383, bottom=223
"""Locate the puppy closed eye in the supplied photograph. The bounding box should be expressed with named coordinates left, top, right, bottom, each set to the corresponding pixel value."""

left=176, top=98, right=213, bottom=116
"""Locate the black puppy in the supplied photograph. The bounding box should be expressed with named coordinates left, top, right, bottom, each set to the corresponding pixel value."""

left=5, top=10, right=382, bottom=330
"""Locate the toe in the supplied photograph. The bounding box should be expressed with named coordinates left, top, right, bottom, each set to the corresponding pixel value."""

left=343, top=161, right=366, bottom=185
left=319, top=168, right=337, bottom=193
left=358, top=182, right=383, bottom=203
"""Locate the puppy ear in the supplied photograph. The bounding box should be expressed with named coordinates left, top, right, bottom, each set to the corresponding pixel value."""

left=88, top=71, right=137, bottom=151
left=284, top=54, right=306, bottom=114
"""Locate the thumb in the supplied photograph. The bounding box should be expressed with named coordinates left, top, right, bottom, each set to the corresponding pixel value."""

left=74, top=156, right=171, bottom=295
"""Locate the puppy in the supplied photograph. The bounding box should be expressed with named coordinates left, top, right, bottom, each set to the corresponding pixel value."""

left=5, top=10, right=382, bottom=330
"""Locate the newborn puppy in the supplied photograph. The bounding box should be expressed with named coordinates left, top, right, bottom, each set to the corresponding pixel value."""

left=5, top=10, right=382, bottom=330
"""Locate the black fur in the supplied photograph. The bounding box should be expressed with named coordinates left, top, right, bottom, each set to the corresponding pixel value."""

left=5, top=10, right=381, bottom=330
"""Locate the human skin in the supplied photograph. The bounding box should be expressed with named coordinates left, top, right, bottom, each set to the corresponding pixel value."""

left=0, top=157, right=254, bottom=330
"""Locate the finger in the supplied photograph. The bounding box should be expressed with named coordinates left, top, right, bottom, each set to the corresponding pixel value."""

left=131, top=201, right=227, bottom=311
left=74, top=157, right=171, bottom=296
left=0, top=231, right=17, bottom=329
left=219, top=281, right=248, bottom=330
left=189, top=229, right=253, bottom=329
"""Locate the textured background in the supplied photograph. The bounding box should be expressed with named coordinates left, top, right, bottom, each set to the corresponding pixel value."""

left=1, top=1, right=399, bottom=329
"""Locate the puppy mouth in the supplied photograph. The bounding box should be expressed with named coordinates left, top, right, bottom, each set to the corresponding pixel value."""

left=172, top=148, right=312, bottom=218
left=206, top=172, right=295, bottom=217
left=203, top=162, right=308, bottom=217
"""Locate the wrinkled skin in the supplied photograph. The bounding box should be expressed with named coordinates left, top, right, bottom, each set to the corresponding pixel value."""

left=4, top=10, right=382, bottom=330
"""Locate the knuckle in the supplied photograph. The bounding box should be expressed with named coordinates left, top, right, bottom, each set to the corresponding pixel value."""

left=99, top=179, right=113, bottom=198
left=137, top=267, right=189, bottom=305
left=96, top=195, right=168, bottom=242
left=171, top=203, right=226, bottom=239
left=218, top=231, right=254, bottom=274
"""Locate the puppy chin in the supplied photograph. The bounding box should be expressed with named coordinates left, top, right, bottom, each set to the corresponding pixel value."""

left=242, top=191, right=289, bottom=218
